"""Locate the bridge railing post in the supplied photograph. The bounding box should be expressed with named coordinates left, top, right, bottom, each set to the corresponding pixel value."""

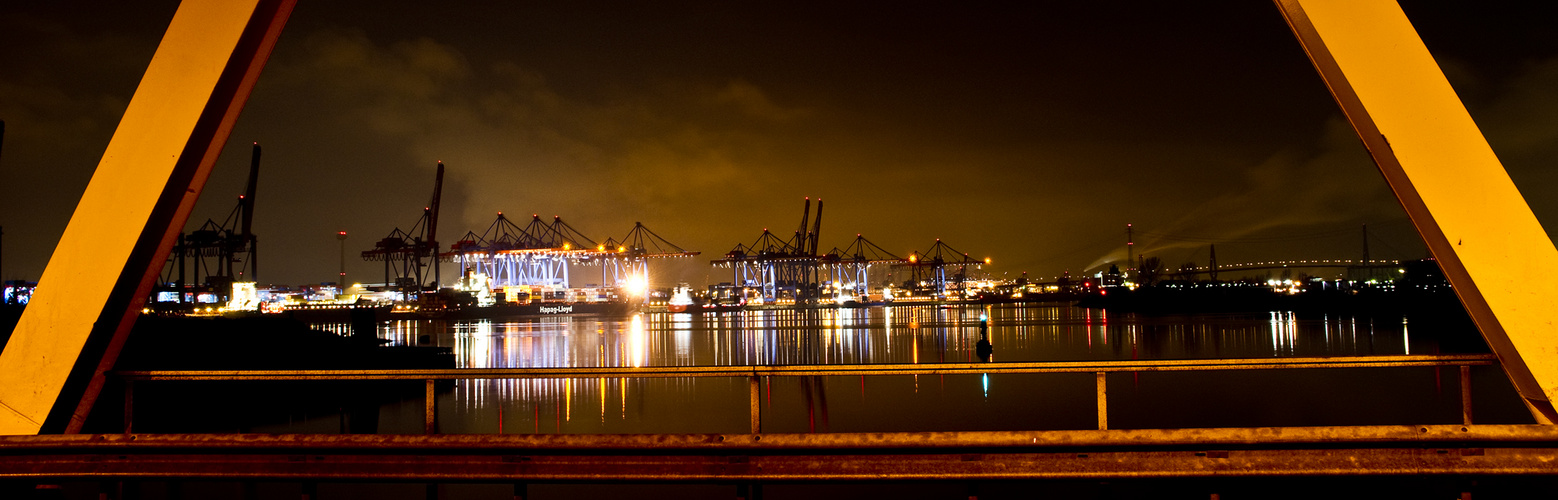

left=425, top=379, right=436, bottom=435
left=1096, top=372, right=1108, bottom=431
left=1461, top=365, right=1474, bottom=425
left=123, top=379, right=134, bottom=436
left=749, top=375, right=762, bottom=434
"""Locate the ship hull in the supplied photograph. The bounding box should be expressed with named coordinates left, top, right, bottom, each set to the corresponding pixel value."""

left=279, top=302, right=635, bottom=323
left=403, top=301, right=635, bottom=320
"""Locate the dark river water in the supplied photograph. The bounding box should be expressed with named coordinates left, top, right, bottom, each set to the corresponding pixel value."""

left=46, top=301, right=1539, bottom=499
left=281, top=302, right=1530, bottom=436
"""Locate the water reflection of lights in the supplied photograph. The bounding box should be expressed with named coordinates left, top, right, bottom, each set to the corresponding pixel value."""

left=671, top=313, right=693, bottom=363
left=313, top=322, right=352, bottom=336
left=349, top=304, right=1429, bottom=428
left=1270, top=311, right=1299, bottom=354
left=629, top=314, right=647, bottom=368
left=1402, top=316, right=1410, bottom=355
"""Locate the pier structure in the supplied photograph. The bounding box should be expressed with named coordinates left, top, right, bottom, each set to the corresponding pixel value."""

left=818, top=233, right=907, bottom=301
left=361, top=162, right=443, bottom=300
left=713, top=229, right=815, bottom=303
left=516, top=214, right=598, bottom=289
left=443, top=214, right=595, bottom=300
left=711, top=198, right=827, bottom=304
left=896, top=239, right=985, bottom=299
left=712, top=199, right=993, bottom=304
left=443, top=214, right=698, bottom=302
left=155, top=143, right=262, bottom=306
left=446, top=213, right=548, bottom=290
left=596, top=222, right=701, bottom=294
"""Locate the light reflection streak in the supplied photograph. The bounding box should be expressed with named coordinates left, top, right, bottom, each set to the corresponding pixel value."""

left=362, top=304, right=1434, bottom=429
left=1402, top=316, right=1410, bottom=355
left=629, top=314, right=647, bottom=368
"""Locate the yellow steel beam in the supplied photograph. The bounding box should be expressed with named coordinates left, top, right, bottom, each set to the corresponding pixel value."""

left=0, top=0, right=295, bottom=435
left=1276, top=1, right=1558, bottom=423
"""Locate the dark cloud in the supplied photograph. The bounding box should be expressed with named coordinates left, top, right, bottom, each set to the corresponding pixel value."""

left=0, top=6, right=169, bottom=283
left=2, top=2, right=1556, bottom=286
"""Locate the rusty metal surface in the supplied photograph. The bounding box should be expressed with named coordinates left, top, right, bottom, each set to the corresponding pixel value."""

left=1463, top=365, right=1476, bottom=425
left=424, top=379, right=435, bottom=435
left=113, top=354, right=1496, bottom=381
left=1096, top=372, right=1108, bottom=431
left=4, top=448, right=1553, bottom=480
left=748, top=376, right=762, bottom=434
left=0, top=426, right=1555, bottom=480
left=2, top=425, right=1555, bottom=451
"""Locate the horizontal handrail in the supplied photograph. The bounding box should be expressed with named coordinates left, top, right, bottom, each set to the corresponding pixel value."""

left=1, top=424, right=1551, bottom=451
left=113, top=354, right=1497, bottom=381
left=6, top=425, right=1558, bottom=481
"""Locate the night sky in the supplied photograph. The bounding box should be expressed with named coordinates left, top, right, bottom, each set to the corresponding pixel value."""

left=2, top=2, right=1557, bottom=287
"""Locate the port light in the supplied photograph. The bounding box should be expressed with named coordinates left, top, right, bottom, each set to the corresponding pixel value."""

left=626, top=274, right=649, bottom=297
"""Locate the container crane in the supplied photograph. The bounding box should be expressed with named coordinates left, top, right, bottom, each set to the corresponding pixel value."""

left=361, top=162, right=444, bottom=300
left=157, top=143, right=262, bottom=308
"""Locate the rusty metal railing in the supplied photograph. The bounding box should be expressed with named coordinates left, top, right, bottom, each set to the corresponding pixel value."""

left=6, top=424, right=1558, bottom=481
left=114, top=354, right=1497, bottom=435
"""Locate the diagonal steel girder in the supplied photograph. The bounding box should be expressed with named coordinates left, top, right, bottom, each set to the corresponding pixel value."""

left=2, top=0, right=1555, bottom=437
left=0, top=0, right=296, bottom=435
left=1276, top=1, right=1558, bottom=423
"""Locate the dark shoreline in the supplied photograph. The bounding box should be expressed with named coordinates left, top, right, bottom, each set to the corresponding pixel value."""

left=1, top=310, right=453, bottom=434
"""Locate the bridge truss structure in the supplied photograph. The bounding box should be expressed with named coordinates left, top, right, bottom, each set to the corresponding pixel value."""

left=9, top=2, right=1558, bottom=496
left=1184, top=258, right=1402, bottom=277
